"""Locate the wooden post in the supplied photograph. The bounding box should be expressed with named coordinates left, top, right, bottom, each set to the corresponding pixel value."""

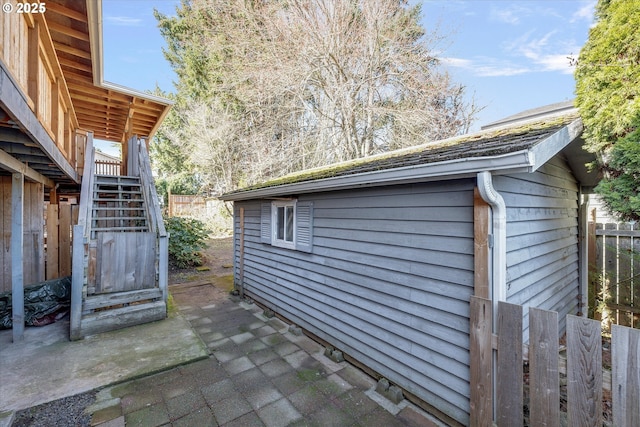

left=11, top=173, right=24, bottom=342
left=27, top=20, right=39, bottom=109
left=469, top=296, right=492, bottom=426
left=239, top=207, right=245, bottom=298
left=159, top=234, right=168, bottom=305
left=70, top=224, right=84, bottom=340
left=474, top=187, right=490, bottom=299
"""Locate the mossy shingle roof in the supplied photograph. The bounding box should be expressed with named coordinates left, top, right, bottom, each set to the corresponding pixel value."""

left=222, top=113, right=582, bottom=200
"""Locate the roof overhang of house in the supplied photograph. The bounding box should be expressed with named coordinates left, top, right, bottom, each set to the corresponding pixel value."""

left=48, top=0, right=172, bottom=143
left=221, top=115, right=599, bottom=202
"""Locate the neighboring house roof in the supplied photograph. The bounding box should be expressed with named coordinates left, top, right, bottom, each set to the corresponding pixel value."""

left=481, top=100, right=576, bottom=130
left=46, top=0, right=172, bottom=143
left=221, top=109, right=598, bottom=202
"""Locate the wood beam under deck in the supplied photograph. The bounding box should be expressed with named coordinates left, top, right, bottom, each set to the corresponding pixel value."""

left=0, top=148, right=55, bottom=188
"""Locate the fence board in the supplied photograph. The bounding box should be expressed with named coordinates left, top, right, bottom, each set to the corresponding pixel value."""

left=59, top=203, right=72, bottom=276
left=612, top=324, right=640, bottom=427
left=469, top=296, right=492, bottom=427
left=566, top=315, right=602, bottom=427
left=529, top=307, right=559, bottom=427
left=46, top=203, right=58, bottom=279
left=497, top=301, right=523, bottom=426
left=618, top=223, right=632, bottom=326
left=634, top=227, right=640, bottom=328
left=604, top=223, right=618, bottom=325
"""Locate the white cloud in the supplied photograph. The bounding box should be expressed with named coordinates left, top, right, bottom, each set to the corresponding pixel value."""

left=502, top=30, right=578, bottom=74
left=491, top=8, right=520, bottom=25
left=105, top=16, right=143, bottom=26
left=534, top=54, right=575, bottom=74
left=442, top=56, right=530, bottom=77
left=571, top=1, right=596, bottom=24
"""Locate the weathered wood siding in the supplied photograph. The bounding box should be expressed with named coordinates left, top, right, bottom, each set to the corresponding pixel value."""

left=234, top=180, right=475, bottom=425
left=94, top=232, right=157, bottom=294
left=495, top=155, right=580, bottom=341
left=0, top=12, right=77, bottom=169
left=0, top=177, right=44, bottom=291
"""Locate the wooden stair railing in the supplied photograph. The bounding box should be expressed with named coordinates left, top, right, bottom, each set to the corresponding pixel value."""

left=70, top=135, right=169, bottom=340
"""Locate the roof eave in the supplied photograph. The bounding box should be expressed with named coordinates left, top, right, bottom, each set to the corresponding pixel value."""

left=529, top=118, right=584, bottom=171
left=220, top=150, right=534, bottom=201
left=85, top=0, right=174, bottom=108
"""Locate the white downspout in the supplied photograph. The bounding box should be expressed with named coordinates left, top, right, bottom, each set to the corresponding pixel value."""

left=477, top=171, right=507, bottom=310
left=476, top=171, right=507, bottom=421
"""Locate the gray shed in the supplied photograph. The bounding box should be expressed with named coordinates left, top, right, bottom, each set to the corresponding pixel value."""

left=220, top=104, right=599, bottom=425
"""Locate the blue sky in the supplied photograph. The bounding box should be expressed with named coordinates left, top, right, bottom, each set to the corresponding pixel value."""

left=102, top=0, right=596, bottom=130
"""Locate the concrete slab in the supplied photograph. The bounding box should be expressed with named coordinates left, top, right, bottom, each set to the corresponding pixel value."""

left=0, top=313, right=208, bottom=412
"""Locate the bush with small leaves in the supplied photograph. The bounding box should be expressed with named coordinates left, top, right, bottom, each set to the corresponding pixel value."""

left=165, top=216, right=210, bottom=268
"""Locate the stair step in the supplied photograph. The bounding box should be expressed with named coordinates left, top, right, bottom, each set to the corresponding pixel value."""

left=92, top=226, right=149, bottom=232
left=94, top=175, right=140, bottom=182
left=93, top=217, right=147, bottom=221
left=93, top=181, right=142, bottom=187
left=79, top=300, right=166, bottom=337
left=94, top=198, right=144, bottom=203
left=93, top=206, right=146, bottom=211
left=94, top=190, right=142, bottom=195
left=84, top=288, right=162, bottom=312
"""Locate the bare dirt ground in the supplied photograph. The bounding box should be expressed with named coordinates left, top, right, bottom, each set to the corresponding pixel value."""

left=169, top=236, right=234, bottom=286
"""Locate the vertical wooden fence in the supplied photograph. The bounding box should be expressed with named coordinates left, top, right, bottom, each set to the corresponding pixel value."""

left=45, top=201, right=78, bottom=280
left=590, top=221, right=640, bottom=328
left=167, top=194, right=206, bottom=217
left=470, top=296, right=640, bottom=426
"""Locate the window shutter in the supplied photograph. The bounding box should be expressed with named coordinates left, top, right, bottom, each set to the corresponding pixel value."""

left=260, top=202, right=271, bottom=244
left=295, top=201, right=313, bottom=253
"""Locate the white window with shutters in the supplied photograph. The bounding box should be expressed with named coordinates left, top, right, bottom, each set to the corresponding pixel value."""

left=271, top=200, right=296, bottom=249
left=260, top=199, right=313, bottom=253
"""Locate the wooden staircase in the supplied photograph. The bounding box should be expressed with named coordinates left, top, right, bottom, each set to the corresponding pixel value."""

left=71, top=136, right=168, bottom=340
left=92, top=175, right=148, bottom=234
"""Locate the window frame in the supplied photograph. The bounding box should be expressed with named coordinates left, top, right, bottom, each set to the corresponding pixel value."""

left=271, top=199, right=297, bottom=249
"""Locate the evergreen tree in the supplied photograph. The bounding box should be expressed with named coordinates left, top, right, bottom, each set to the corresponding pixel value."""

left=575, top=0, right=640, bottom=220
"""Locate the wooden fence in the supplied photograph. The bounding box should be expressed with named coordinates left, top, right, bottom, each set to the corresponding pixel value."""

left=45, top=202, right=78, bottom=280
left=167, top=194, right=206, bottom=217
left=470, top=296, right=640, bottom=426
left=589, top=221, right=640, bottom=328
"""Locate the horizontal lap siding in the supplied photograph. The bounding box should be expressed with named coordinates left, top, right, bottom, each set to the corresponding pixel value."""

left=496, top=155, right=580, bottom=341
left=234, top=180, right=475, bottom=425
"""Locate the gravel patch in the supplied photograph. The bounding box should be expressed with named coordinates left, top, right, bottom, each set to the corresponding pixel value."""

left=12, top=391, right=96, bottom=427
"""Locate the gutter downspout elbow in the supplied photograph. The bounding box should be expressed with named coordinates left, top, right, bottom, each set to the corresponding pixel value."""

left=477, top=171, right=507, bottom=309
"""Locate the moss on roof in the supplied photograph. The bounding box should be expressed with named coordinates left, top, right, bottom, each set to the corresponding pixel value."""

left=227, top=113, right=580, bottom=195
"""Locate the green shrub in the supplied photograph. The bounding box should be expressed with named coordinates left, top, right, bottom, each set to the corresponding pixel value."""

left=165, top=216, right=210, bottom=268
